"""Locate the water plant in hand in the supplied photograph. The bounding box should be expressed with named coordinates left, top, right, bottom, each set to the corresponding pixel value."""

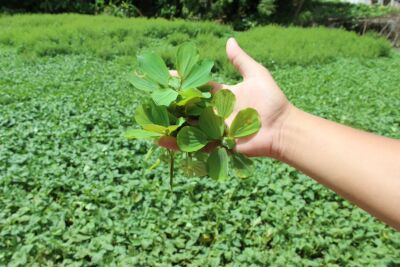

left=125, top=43, right=261, bottom=186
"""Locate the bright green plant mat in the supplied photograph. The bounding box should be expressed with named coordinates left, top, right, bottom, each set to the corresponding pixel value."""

left=1, top=46, right=399, bottom=266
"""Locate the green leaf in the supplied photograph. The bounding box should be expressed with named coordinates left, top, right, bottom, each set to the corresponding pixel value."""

left=134, top=101, right=169, bottom=127
left=212, top=89, right=236, bottom=118
left=147, top=158, right=161, bottom=171
left=137, top=52, right=169, bottom=86
left=207, top=147, right=229, bottom=180
left=134, top=104, right=152, bottom=125
left=176, top=43, right=199, bottom=79
left=142, top=124, right=167, bottom=134
left=176, top=117, right=186, bottom=126
left=125, top=129, right=162, bottom=139
left=191, top=160, right=207, bottom=176
left=202, top=92, right=211, bottom=98
left=231, top=153, right=254, bottom=178
left=186, top=102, right=206, bottom=116
left=198, top=84, right=213, bottom=92
left=181, top=60, right=214, bottom=90
left=149, top=102, right=170, bottom=126
left=229, top=108, right=261, bottom=138
left=198, top=107, right=225, bottom=140
left=143, top=117, right=185, bottom=135
left=177, top=126, right=208, bottom=152
left=169, top=76, right=181, bottom=90
left=182, top=157, right=207, bottom=177
left=127, top=72, right=159, bottom=92
left=222, top=137, right=236, bottom=149
left=144, top=146, right=155, bottom=161
left=151, top=88, right=179, bottom=106
left=165, top=125, right=180, bottom=134
left=194, top=151, right=208, bottom=161
left=165, top=117, right=185, bottom=134
left=177, top=88, right=207, bottom=106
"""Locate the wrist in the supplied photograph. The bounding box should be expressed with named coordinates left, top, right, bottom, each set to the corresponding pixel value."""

left=270, top=104, right=303, bottom=161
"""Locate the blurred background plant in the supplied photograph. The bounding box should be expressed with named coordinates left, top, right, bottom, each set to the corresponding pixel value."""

left=102, top=1, right=143, bottom=17
left=1, top=0, right=399, bottom=46
left=1, top=0, right=397, bottom=28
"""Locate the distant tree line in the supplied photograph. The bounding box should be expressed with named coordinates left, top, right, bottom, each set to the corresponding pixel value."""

left=0, top=0, right=307, bottom=29
left=1, top=0, right=397, bottom=30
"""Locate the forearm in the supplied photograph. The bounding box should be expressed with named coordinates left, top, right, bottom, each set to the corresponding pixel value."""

left=276, top=105, right=400, bottom=230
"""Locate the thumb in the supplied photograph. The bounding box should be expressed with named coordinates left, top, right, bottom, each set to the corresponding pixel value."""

left=226, top=37, right=263, bottom=79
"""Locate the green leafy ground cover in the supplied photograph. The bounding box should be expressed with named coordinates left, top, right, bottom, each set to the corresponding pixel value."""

left=1, top=15, right=400, bottom=266
left=0, top=14, right=392, bottom=71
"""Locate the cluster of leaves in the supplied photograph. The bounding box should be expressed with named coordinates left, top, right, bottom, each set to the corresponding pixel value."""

left=1, top=43, right=399, bottom=266
left=125, top=43, right=261, bottom=183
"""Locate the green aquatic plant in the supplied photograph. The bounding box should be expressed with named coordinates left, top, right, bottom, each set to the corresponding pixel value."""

left=125, top=43, right=261, bottom=186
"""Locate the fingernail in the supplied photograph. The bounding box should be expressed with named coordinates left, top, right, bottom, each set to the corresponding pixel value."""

left=227, top=37, right=239, bottom=49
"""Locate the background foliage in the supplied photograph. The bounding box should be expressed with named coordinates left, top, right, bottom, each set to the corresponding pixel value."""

left=0, top=14, right=392, bottom=74
left=296, top=1, right=400, bottom=27
left=0, top=14, right=399, bottom=266
left=1, top=0, right=398, bottom=30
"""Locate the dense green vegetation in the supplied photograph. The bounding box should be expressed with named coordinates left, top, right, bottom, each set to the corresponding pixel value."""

left=1, top=0, right=398, bottom=30
left=0, top=14, right=392, bottom=74
left=1, top=15, right=399, bottom=266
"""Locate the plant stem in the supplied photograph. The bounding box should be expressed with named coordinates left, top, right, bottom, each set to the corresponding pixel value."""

left=168, top=149, right=174, bottom=190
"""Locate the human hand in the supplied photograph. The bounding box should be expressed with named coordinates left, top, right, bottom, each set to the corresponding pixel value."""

left=160, top=38, right=292, bottom=158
